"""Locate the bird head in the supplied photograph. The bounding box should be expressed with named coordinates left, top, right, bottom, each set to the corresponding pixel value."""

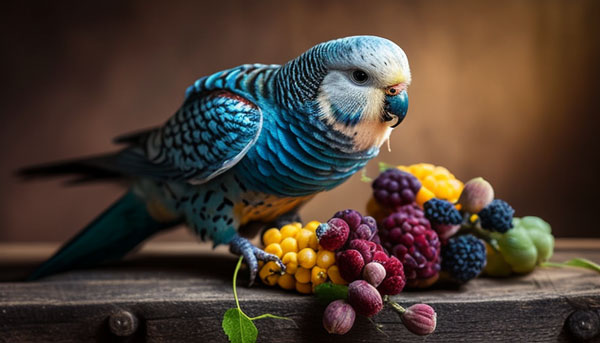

left=276, top=36, right=411, bottom=150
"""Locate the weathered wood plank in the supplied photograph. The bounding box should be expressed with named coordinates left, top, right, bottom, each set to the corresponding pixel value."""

left=0, top=241, right=599, bottom=342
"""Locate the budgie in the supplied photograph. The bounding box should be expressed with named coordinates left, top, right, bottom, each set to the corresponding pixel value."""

left=21, top=35, right=411, bottom=284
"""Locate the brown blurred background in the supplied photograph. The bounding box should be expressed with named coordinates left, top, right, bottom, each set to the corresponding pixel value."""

left=1, top=0, right=599, bottom=243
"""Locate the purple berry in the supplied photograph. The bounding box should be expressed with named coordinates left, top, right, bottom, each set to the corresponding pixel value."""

left=379, top=205, right=441, bottom=287
left=373, top=169, right=421, bottom=209
left=334, top=209, right=363, bottom=231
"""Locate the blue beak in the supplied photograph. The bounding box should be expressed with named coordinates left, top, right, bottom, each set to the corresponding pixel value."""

left=383, top=90, right=409, bottom=128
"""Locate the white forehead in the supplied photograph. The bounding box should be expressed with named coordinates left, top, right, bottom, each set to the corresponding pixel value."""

left=322, top=36, right=411, bottom=86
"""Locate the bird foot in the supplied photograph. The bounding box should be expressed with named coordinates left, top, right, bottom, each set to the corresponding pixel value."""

left=229, top=235, right=285, bottom=286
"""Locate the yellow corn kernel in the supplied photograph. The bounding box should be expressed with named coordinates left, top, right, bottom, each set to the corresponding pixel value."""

left=295, top=267, right=311, bottom=283
left=295, top=281, right=312, bottom=294
left=297, top=248, right=317, bottom=269
left=292, top=222, right=303, bottom=229
left=415, top=187, right=435, bottom=207
left=327, top=265, right=348, bottom=285
left=262, top=228, right=282, bottom=246
left=295, top=229, right=314, bottom=250
left=304, top=221, right=321, bottom=233
left=316, top=250, right=335, bottom=269
left=280, top=237, right=298, bottom=255
left=311, top=266, right=328, bottom=286
left=264, top=243, right=283, bottom=258
left=281, top=252, right=298, bottom=274
left=259, top=261, right=281, bottom=286
left=280, top=224, right=300, bottom=239
left=277, top=273, right=296, bottom=290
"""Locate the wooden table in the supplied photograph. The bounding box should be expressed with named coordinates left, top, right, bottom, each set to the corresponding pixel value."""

left=0, top=240, right=599, bottom=342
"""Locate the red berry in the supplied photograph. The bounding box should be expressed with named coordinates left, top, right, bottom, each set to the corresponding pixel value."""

left=316, top=218, right=350, bottom=251
left=336, top=249, right=365, bottom=282
left=347, top=239, right=376, bottom=264
left=382, top=255, right=404, bottom=277
left=378, top=275, right=406, bottom=295
left=372, top=251, right=389, bottom=264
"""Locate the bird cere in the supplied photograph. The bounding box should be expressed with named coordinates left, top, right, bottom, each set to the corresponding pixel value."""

left=20, top=36, right=555, bottom=338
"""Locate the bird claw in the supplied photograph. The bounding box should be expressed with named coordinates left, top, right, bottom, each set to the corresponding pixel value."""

left=229, top=235, right=285, bottom=286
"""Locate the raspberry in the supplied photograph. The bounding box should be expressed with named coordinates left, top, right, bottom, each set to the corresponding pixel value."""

left=347, top=239, right=376, bottom=264
left=424, top=199, right=462, bottom=225
left=316, top=218, right=350, bottom=251
left=441, top=234, right=486, bottom=283
left=379, top=209, right=441, bottom=287
left=336, top=249, right=365, bottom=282
left=377, top=256, right=406, bottom=295
left=378, top=275, right=406, bottom=295
left=478, top=199, right=515, bottom=233
left=381, top=255, right=404, bottom=277
left=372, top=250, right=389, bottom=263
left=372, top=168, right=421, bottom=209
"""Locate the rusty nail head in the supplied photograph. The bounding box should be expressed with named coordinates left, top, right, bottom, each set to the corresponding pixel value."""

left=109, top=310, right=139, bottom=337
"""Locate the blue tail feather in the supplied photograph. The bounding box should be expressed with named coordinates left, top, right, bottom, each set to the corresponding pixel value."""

left=27, top=191, right=178, bottom=280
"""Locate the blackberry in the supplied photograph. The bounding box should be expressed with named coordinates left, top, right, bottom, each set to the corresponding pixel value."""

left=373, top=168, right=421, bottom=209
left=478, top=199, right=514, bottom=233
left=441, top=234, right=486, bottom=283
left=423, top=199, right=462, bottom=225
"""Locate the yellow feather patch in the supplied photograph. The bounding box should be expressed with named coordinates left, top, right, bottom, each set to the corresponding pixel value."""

left=238, top=194, right=313, bottom=226
left=146, top=198, right=180, bottom=222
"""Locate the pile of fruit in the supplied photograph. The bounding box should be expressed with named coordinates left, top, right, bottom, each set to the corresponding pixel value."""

left=257, top=162, right=555, bottom=336
left=369, top=163, right=554, bottom=283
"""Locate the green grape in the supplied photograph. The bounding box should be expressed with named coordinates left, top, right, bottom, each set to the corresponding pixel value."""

left=497, top=226, right=538, bottom=273
left=518, top=217, right=554, bottom=264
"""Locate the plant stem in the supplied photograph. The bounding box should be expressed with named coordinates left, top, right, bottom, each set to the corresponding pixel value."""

left=249, top=314, right=294, bottom=321
left=232, top=256, right=249, bottom=319
left=384, top=296, right=406, bottom=315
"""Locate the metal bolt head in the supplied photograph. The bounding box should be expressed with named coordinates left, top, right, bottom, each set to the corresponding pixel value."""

left=566, top=310, right=600, bottom=341
left=109, top=310, right=138, bottom=337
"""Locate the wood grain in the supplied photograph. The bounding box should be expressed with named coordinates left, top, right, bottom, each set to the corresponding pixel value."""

left=0, top=240, right=599, bottom=342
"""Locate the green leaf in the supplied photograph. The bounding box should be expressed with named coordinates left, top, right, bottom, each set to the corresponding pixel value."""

left=222, top=308, right=258, bottom=343
left=542, top=258, right=600, bottom=274
left=314, top=282, right=348, bottom=304
left=221, top=256, right=294, bottom=342
left=378, top=162, right=396, bottom=172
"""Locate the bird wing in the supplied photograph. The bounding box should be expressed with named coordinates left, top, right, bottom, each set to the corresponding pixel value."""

left=97, top=90, right=262, bottom=183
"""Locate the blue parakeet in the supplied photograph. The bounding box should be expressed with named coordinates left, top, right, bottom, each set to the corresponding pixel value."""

left=21, top=35, right=411, bottom=284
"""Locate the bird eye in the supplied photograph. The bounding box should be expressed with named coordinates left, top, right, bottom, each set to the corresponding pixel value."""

left=351, top=70, right=369, bottom=84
